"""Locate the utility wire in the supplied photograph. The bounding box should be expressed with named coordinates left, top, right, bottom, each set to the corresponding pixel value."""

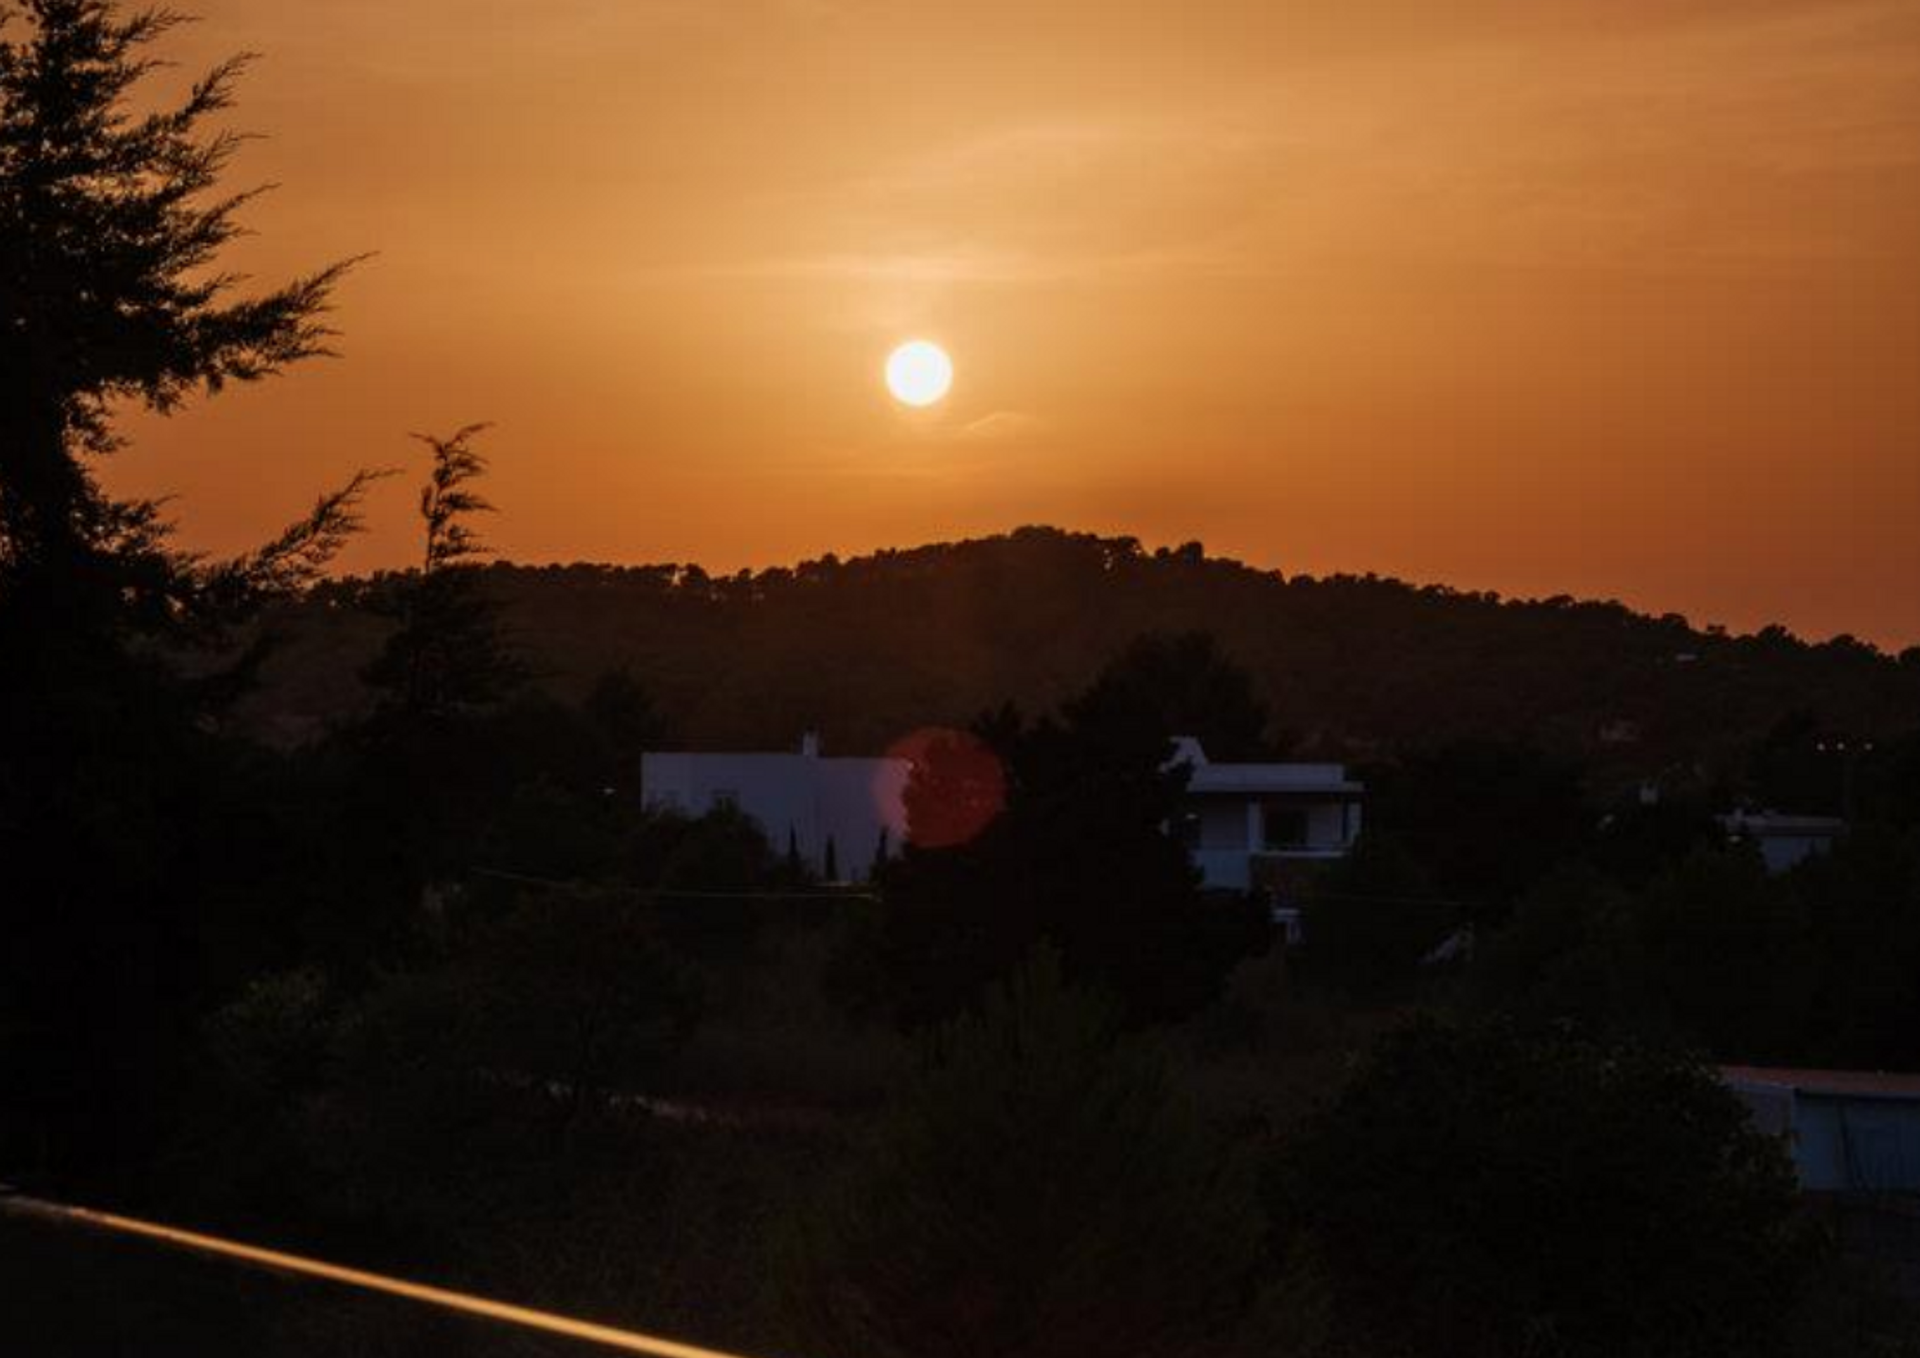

left=470, top=866, right=879, bottom=902
left=0, top=1190, right=778, bottom=1358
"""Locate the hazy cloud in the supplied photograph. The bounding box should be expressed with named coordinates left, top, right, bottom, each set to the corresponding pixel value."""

left=956, top=411, right=1046, bottom=442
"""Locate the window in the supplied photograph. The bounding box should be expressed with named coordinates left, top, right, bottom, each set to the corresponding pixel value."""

left=711, top=788, right=739, bottom=809
left=1262, top=805, right=1309, bottom=851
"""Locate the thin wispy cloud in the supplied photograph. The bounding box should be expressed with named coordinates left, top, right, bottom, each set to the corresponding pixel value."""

left=956, top=411, right=1045, bottom=442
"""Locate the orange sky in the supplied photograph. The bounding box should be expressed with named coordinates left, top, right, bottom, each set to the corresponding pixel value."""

left=106, top=1, right=1920, bottom=646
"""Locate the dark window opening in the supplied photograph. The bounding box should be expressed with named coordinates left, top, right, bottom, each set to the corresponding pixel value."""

left=1262, top=805, right=1309, bottom=850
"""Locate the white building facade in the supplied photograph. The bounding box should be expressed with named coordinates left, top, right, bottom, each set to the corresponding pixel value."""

left=1169, top=738, right=1364, bottom=894
left=1724, top=1066, right=1920, bottom=1193
left=1720, top=810, right=1847, bottom=875
left=640, top=733, right=1362, bottom=893
left=641, top=734, right=909, bottom=882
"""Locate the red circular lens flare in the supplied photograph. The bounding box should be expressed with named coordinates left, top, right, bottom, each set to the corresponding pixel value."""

left=885, top=726, right=1007, bottom=849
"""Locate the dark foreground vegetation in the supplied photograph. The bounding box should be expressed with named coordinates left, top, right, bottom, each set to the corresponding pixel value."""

left=3, top=5, right=1918, bottom=1355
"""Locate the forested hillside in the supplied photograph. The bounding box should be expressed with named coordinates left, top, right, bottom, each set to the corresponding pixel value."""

left=239, top=526, right=1920, bottom=788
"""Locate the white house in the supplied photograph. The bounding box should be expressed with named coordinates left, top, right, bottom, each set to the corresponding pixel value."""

left=1168, top=737, right=1364, bottom=894
left=641, top=733, right=909, bottom=882
left=1724, top=1066, right=1920, bottom=1194
left=640, top=732, right=1363, bottom=893
left=1719, top=810, right=1847, bottom=875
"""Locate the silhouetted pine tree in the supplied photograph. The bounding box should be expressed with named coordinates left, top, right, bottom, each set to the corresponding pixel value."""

left=0, top=0, right=370, bottom=1191
left=582, top=667, right=665, bottom=795
left=0, top=0, right=369, bottom=632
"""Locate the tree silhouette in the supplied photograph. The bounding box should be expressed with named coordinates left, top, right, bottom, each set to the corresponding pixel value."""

left=363, top=425, right=524, bottom=718
left=181, top=528, right=1920, bottom=780
left=0, top=0, right=365, bottom=629
left=0, top=0, right=370, bottom=1192
left=1268, top=1017, right=1814, bottom=1358
left=1067, top=631, right=1273, bottom=759
left=582, top=667, right=665, bottom=796
left=870, top=696, right=1266, bottom=1028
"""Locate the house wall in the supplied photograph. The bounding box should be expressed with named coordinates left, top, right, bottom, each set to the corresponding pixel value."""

left=1795, top=1096, right=1920, bottom=1193
left=641, top=753, right=815, bottom=850
left=1756, top=834, right=1834, bottom=875
left=647, top=742, right=1362, bottom=892
left=641, top=751, right=909, bottom=881
left=1191, top=799, right=1355, bottom=852
left=1194, top=801, right=1250, bottom=850
left=1186, top=794, right=1360, bottom=890
left=1193, top=849, right=1253, bottom=892
left=818, top=758, right=911, bottom=877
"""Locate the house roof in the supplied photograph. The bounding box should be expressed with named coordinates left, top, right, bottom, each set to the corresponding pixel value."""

left=1185, top=766, right=1363, bottom=796
left=1718, top=811, right=1847, bottom=837
left=1169, top=737, right=1362, bottom=797
left=1721, top=1065, right=1920, bottom=1100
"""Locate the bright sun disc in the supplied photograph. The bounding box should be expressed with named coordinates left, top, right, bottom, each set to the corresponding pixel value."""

left=885, top=340, right=953, bottom=407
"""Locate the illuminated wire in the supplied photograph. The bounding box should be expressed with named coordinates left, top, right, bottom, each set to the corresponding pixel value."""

left=470, top=866, right=879, bottom=901
left=0, top=1192, right=773, bottom=1358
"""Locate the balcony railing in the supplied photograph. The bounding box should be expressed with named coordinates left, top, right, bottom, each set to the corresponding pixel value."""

left=1190, top=843, right=1352, bottom=890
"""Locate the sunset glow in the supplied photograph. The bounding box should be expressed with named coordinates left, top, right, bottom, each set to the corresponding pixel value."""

left=7, top=4, right=1920, bottom=1349
left=100, top=2, right=1920, bottom=645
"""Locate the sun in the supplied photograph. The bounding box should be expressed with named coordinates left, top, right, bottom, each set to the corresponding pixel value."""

left=885, top=339, right=953, bottom=407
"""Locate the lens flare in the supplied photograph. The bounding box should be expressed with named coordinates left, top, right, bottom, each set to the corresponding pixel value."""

left=886, top=726, right=1006, bottom=848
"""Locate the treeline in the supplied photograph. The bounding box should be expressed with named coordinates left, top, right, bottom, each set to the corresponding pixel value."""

left=1300, top=745, right=1920, bottom=1068
left=231, top=529, right=1920, bottom=798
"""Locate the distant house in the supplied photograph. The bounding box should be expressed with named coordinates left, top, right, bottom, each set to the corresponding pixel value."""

left=1720, top=810, right=1847, bottom=875
left=1725, top=1066, right=1920, bottom=1299
left=1168, top=737, right=1363, bottom=894
left=640, top=732, right=1364, bottom=895
left=1724, top=1067, right=1920, bottom=1194
left=641, top=733, right=909, bottom=883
